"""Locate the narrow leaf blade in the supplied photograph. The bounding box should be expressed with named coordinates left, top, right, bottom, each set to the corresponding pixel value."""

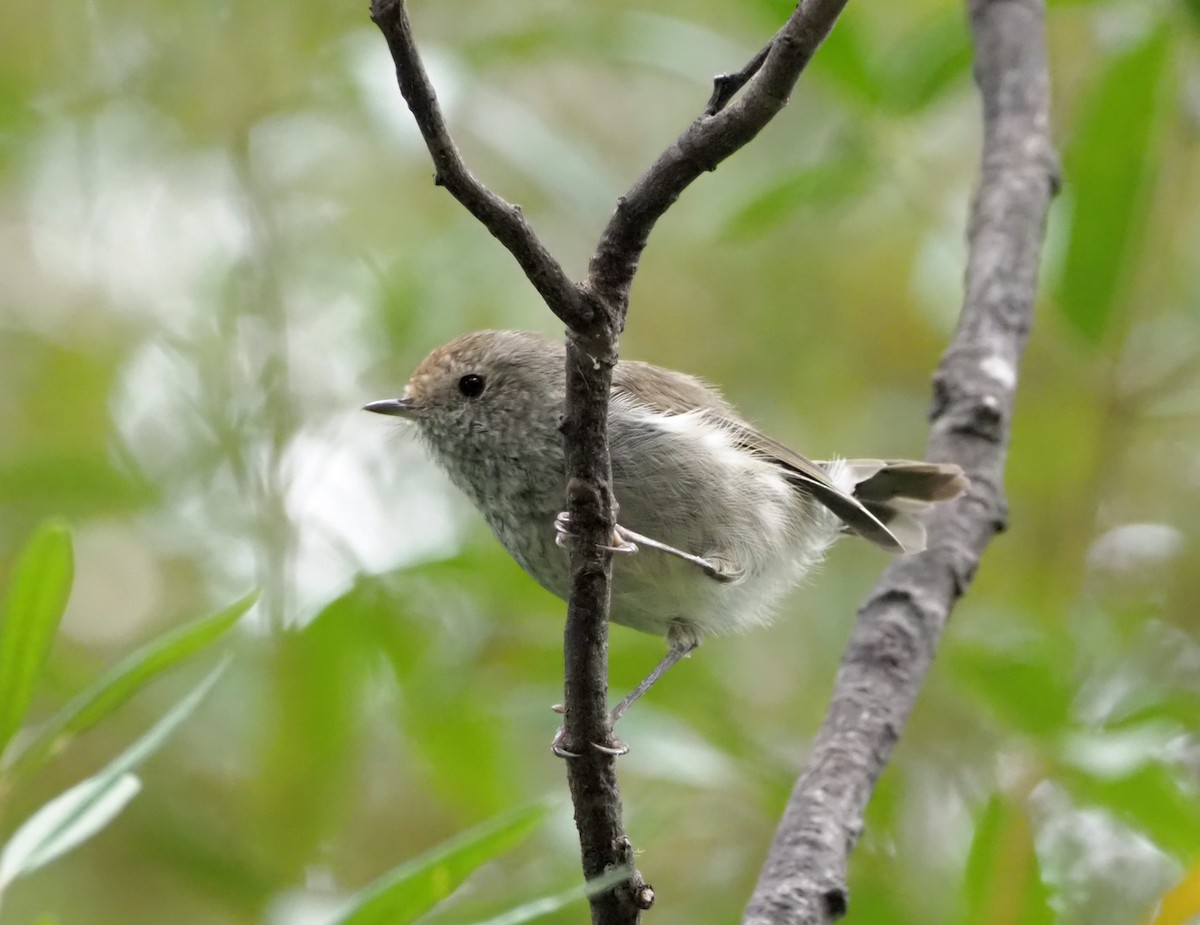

left=1059, top=27, right=1170, bottom=341
left=0, top=521, right=74, bottom=759
left=0, top=660, right=227, bottom=893
left=101, top=658, right=229, bottom=781
left=4, top=592, right=256, bottom=779
left=0, top=773, right=141, bottom=889
left=464, top=868, right=633, bottom=925
left=334, top=803, right=550, bottom=925
left=964, top=795, right=1054, bottom=925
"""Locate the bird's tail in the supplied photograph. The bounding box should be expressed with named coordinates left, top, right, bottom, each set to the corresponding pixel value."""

left=827, top=459, right=969, bottom=554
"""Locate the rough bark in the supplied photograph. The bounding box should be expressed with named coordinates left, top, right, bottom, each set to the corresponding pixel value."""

left=741, top=0, right=1059, bottom=921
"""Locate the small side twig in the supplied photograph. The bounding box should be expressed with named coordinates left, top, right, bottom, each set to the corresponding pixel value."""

left=586, top=0, right=852, bottom=314
left=707, top=38, right=775, bottom=115
left=741, top=0, right=1060, bottom=922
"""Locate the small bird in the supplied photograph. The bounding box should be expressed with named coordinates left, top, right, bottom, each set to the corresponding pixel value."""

left=366, top=330, right=966, bottom=754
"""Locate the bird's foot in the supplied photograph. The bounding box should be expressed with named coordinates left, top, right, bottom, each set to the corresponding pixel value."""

left=700, top=554, right=745, bottom=584
left=598, top=524, right=745, bottom=584
left=550, top=723, right=629, bottom=759
left=554, top=512, right=639, bottom=554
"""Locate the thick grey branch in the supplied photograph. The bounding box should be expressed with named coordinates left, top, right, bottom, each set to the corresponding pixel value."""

left=742, top=0, right=1059, bottom=922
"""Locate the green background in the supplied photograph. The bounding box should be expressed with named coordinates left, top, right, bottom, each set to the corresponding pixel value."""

left=2, top=0, right=1199, bottom=922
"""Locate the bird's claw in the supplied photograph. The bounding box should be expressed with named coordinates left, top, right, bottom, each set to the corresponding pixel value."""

left=551, top=725, right=629, bottom=759
left=591, top=738, right=629, bottom=757
left=554, top=512, right=638, bottom=554
left=551, top=725, right=582, bottom=758
left=702, top=557, right=745, bottom=583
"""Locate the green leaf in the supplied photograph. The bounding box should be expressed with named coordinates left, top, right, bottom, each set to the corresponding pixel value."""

left=810, top=11, right=971, bottom=113
left=333, top=803, right=551, bottom=925
left=463, top=868, right=634, bottom=925
left=1059, top=27, right=1171, bottom=341
left=0, top=661, right=226, bottom=891
left=0, top=521, right=74, bottom=760
left=2, top=592, right=256, bottom=780
left=964, top=795, right=1054, bottom=925
left=98, top=658, right=228, bottom=779
left=0, top=773, right=142, bottom=889
left=948, top=640, right=1073, bottom=739
left=811, top=15, right=881, bottom=106
left=722, top=150, right=872, bottom=240
left=0, top=456, right=149, bottom=516
left=258, top=594, right=372, bottom=871
left=1185, top=0, right=1200, bottom=29
left=1060, top=763, right=1200, bottom=860
left=879, top=11, right=971, bottom=113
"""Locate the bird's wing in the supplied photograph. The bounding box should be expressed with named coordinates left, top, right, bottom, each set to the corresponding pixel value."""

left=611, top=363, right=904, bottom=552
left=723, top=422, right=904, bottom=552
left=612, top=359, right=737, bottom=415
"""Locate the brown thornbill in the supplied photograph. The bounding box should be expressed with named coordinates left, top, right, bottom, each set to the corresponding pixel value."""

left=366, top=330, right=966, bottom=755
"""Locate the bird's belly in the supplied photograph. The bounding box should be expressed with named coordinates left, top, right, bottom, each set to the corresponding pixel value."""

left=487, top=509, right=571, bottom=598
left=483, top=471, right=837, bottom=645
left=485, top=505, right=793, bottom=638
left=606, top=528, right=806, bottom=642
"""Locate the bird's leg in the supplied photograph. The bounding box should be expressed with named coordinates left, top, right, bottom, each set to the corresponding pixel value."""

left=614, top=526, right=744, bottom=583
left=554, top=513, right=743, bottom=583
left=610, top=637, right=698, bottom=724
left=551, top=637, right=699, bottom=759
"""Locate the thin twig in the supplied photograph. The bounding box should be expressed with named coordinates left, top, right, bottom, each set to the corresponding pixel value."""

left=585, top=0, right=851, bottom=314
left=368, top=0, right=583, bottom=327
left=707, top=38, right=775, bottom=115
left=741, top=0, right=1059, bottom=921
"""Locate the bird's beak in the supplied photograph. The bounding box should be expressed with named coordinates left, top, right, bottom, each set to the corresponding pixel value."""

left=363, top=397, right=419, bottom=418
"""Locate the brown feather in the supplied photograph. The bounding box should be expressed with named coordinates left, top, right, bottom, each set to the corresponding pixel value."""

left=612, top=363, right=906, bottom=552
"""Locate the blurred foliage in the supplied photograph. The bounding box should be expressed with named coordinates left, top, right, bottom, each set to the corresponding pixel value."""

left=1, top=0, right=1199, bottom=922
left=0, top=524, right=245, bottom=908
left=333, top=803, right=550, bottom=925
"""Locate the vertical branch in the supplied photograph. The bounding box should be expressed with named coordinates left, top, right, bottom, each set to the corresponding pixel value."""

left=742, top=0, right=1059, bottom=922
left=368, top=4, right=644, bottom=916
left=559, top=339, right=653, bottom=923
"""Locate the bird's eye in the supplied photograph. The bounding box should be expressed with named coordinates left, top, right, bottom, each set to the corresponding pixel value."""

left=457, top=374, right=486, bottom=398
